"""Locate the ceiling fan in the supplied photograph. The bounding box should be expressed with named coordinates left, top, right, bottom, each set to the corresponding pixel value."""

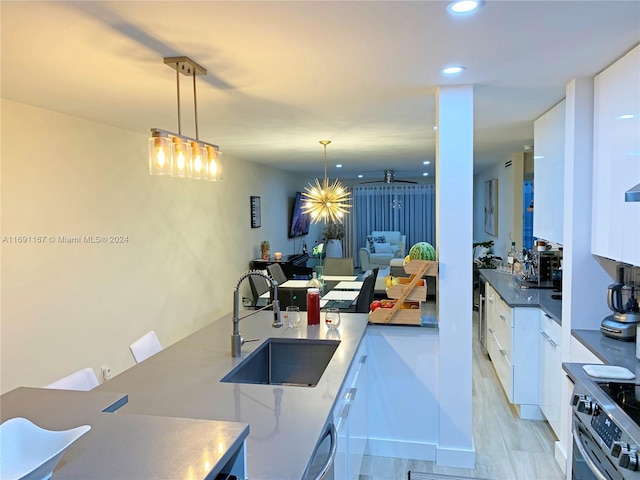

left=359, top=170, right=417, bottom=184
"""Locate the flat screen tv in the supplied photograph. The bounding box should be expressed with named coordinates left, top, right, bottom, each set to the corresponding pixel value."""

left=289, top=192, right=310, bottom=238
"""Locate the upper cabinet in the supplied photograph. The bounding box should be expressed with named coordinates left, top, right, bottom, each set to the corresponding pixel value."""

left=534, top=100, right=566, bottom=244
left=592, top=45, right=640, bottom=266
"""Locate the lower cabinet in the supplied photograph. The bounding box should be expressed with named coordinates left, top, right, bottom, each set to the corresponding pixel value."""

left=538, top=310, right=562, bottom=437
left=332, top=336, right=368, bottom=480
left=486, top=286, right=540, bottom=418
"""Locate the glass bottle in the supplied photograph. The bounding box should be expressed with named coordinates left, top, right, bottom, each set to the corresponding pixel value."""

left=306, top=288, right=320, bottom=325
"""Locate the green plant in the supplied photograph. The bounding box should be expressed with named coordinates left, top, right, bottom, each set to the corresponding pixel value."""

left=260, top=240, right=270, bottom=253
left=322, top=221, right=345, bottom=241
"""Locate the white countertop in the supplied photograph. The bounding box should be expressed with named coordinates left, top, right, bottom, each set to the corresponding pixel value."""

left=95, top=311, right=369, bottom=479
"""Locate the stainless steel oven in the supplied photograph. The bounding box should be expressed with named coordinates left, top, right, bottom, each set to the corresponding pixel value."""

left=571, top=380, right=640, bottom=480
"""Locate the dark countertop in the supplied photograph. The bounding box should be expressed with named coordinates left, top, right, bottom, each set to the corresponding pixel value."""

left=572, top=329, right=640, bottom=374
left=480, top=269, right=563, bottom=323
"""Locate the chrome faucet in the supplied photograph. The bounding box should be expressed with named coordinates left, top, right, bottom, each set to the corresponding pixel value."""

left=232, top=270, right=282, bottom=357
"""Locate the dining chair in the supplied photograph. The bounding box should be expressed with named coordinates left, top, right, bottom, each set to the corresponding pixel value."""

left=322, top=257, right=354, bottom=276
left=129, top=330, right=163, bottom=364
left=249, top=274, right=271, bottom=308
left=45, top=367, right=100, bottom=391
left=266, top=263, right=288, bottom=286
left=351, top=267, right=378, bottom=313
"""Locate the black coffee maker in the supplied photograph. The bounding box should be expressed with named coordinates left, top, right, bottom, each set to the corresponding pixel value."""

left=601, top=265, right=640, bottom=340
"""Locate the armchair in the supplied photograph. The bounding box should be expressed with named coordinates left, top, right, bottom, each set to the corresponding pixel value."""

left=359, top=230, right=406, bottom=270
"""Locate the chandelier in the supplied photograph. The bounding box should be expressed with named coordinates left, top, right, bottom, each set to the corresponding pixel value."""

left=302, top=140, right=351, bottom=223
left=148, top=56, right=222, bottom=181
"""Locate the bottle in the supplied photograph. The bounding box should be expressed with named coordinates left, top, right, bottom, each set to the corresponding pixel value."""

left=306, top=288, right=320, bottom=325
left=307, top=272, right=322, bottom=289
left=507, top=241, right=517, bottom=273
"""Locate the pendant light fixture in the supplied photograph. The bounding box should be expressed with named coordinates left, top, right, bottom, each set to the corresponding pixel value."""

left=148, top=56, right=222, bottom=181
left=301, top=140, right=351, bottom=223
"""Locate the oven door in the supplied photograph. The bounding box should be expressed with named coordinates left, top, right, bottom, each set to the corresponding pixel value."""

left=572, top=416, right=624, bottom=480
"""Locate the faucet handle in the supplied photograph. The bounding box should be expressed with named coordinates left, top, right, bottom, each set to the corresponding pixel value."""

left=242, top=338, right=260, bottom=345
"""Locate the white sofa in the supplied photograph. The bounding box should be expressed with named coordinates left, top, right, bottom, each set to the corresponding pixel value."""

left=359, top=231, right=406, bottom=270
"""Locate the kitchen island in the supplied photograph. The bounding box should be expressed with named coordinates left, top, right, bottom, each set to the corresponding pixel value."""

left=0, top=311, right=369, bottom=479
left=95, top=311, right=369, bottom=479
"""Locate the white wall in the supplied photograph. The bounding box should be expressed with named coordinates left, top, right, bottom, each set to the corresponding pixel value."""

left=0, top=99, right=311, bottom=393
left=473, top=158, right=517, bottom=260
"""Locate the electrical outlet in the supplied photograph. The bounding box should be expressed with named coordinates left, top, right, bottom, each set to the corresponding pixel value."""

left=101, top=366, right=111, bottom=381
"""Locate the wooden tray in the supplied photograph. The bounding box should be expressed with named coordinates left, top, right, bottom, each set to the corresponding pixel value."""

left=368, top=260, right=437, bottom=325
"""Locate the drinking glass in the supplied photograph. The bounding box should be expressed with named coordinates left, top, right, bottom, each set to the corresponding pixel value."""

left=324, top=308, right=341, bottom=330
left=284, top=306, right=300, bottom=328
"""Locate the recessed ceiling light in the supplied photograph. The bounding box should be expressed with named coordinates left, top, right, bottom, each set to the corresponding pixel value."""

left=423, top=172, right=429, bottom=176
left=447, top=1, right=484, bottom=14
left=336, top=164, right=342, bottom=168
left=357, top=174, right=363, bottom=178
left=441, top=66, right=465, bottom=76
left=618, top=114, right=636, bottom=120
left=423, top=160, right=431, bottom=165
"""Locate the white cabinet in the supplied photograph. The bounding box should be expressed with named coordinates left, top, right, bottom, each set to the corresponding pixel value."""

left=538, top=310, right=562, bottom=437
left=366, top=326, right=439, bottom=460
left=592, top=45, right=640, bottom=265
left=332, top=337, right=368, bottom=480
left=534, top=99, right=566, bottom=244
left=486, top=283, right=541, bottom=418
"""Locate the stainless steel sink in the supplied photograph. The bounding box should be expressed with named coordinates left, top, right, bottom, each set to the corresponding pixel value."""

left=221, top=338, right=340, bottom=387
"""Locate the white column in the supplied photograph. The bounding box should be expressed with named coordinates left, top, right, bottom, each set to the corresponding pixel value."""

left=436, top=85, right=475, bottom=468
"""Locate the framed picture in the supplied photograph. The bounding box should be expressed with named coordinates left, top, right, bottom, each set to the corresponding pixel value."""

left=250, top=196, right=261, bottom=228
left=484, top=179, right=498, bottom=236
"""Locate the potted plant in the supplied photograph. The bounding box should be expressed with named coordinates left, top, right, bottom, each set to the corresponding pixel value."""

left=260, top=240, right=270, bottom=260
left=322, top=221, right=345, bottom=258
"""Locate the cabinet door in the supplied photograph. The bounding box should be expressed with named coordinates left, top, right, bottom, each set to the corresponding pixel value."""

left=592, top=45, right=640, bottom=265
left=488, top=327, right=514, bottom=402
left=538, top=311, right=562, bottom=437
left=349, top=350, right=368, bottom=480
left=534, top=100, right=566, bottom=244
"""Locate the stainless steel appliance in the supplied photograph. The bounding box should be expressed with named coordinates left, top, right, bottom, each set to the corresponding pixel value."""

left=572, top=380, right=640, bottom=479
left=601, top=265, right=640, bottom=341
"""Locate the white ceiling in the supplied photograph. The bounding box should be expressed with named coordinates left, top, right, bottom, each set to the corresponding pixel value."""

left=2, top=1, right=639, bottom=181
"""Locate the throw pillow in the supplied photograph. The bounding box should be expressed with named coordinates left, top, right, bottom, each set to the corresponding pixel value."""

left=367, top=235, right=374, bottom=252
left=373, top=235, right=386, bottom=244
left=373, top=242, right=392, bottom=254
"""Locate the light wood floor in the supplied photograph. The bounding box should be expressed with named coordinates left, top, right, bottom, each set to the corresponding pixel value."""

left=358, top=312, right=565, bottom=480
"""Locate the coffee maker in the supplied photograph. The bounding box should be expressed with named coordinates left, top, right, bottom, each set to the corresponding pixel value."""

left=601, top=265, right=640, bottom=340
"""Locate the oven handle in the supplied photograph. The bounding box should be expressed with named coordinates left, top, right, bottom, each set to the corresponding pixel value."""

left=572, top=417, right=608, bottom=480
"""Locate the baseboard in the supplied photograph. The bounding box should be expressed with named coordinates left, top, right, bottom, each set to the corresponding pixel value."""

left=516, top=403, right=544, bottom=420
left=436, top=443, right=476, bottom=469
left=367, top=437, right=437, bottom=461
left=554, top=441, right=567, bottom=474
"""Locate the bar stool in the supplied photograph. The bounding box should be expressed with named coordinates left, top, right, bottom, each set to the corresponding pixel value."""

left=129, top=330, right=163, bottom=364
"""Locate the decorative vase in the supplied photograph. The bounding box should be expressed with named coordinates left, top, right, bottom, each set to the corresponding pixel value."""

left=325, top=239, right=343, bottom=258
left=315, top=265, right=323, bottom=279
left=261, top=251, right=269, bottom=260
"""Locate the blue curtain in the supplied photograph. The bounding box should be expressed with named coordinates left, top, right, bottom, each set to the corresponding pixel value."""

left=351, top=184, right=435, bottom=266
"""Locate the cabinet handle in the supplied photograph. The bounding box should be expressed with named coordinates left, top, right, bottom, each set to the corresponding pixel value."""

left=346, top=387, right=358, bottom=403
left=499, top=314, right=506, bottom=322
left=544, top=313, right=552, bottom=319
left=488, top=328, right=494, bottom=334
left=548, top=339, right=558, bottom=348
left=311, top=422, right=337, bottom=480
left=360, top=355, right=367, bottom=365
left=499, top=349, right=507, bottom=357
left=540, top=330, right=549, bottom=339
left=340, top=403, right=351, bottom=420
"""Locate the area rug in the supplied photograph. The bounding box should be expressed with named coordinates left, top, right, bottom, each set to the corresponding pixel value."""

left=408, top=472, right=484, bottom=480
